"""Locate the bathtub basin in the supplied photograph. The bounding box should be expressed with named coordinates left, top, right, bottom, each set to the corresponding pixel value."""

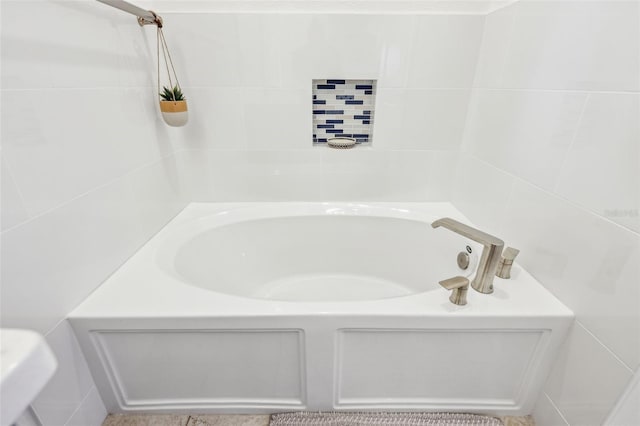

left=69, top=202, right=573, bottom=416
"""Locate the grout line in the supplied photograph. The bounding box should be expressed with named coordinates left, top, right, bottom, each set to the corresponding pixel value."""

left=4, top=86, right=638, bottom=94
left=0, top=151, right=180, bottom=235
left=485, top=0, right=521, bottom=15
left=62, top=386, right=97, bottom=426
left=159, top=10, right=493, bottom=16
left=467, top=153, right=640, bottom=236
left=0, top=152, right=33, bottom=227
left=575, top=320, right=636, bottom=373
left=542, top=392, right=570, bottom=426
left=551, top=92, right=591, bottom=193
left=472, top=87, right=640, bottom=95
left=496, top=6, right=517, bottom=87
left=1, top=86, right=157, bottom=93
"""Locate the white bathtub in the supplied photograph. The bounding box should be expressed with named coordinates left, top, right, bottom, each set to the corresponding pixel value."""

left=69, top=202, right=573, bottom=416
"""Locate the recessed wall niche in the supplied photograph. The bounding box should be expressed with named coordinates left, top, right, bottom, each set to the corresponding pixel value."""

left=312, top=79, right=376, bottom=146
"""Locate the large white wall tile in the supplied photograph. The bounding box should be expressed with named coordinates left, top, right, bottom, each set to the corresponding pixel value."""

left=32, top=322, right=95, bottom=426
left=243, top=88, right=312, bottom=150
left=1, top=88, right=171, bottom=217
left=0, top=178, right=145, bottom=334
left=318, top=149, right=453, bottom=201
left=176, top=149, right=450, bottom=202
left=177, top=149, right=324, bottom=201
left=1, top=1, right=154, bottom=90
left=555, top=93, right=640, bottom=233
left=407, top=15, right=484, bottom=88
left=496, top=1, right=640, bottom=91
left=544, top=323, right=633, bottom=426
left=451, top=154, right=515, bottom=236
left=1, top=155, right=29, bottom=231
left=473, top=5, right=515, bottom=88
left=374, top=89, right=471, bottom=150
left=501, top=181, right=640, bottom=370
left=127, top=156, right=187, bottom=241
left=159, top=13, right=243, bottom=88
left=465, top=89, right=587, bottom=190
left=170, top=87, right=247, bottom=149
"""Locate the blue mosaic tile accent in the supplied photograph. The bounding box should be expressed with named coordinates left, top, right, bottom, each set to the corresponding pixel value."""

left=312, top=79, right=376, bottom=145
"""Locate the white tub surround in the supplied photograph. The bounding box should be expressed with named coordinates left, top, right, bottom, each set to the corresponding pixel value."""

left=69, top=203, right=573, bottom=416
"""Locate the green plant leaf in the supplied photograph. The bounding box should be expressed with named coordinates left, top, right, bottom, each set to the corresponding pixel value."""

left=160, top=85, right=185, bottom=101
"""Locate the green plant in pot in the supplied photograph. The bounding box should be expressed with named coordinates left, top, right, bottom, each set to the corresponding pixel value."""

left=159, top=85, right=188, bottom=127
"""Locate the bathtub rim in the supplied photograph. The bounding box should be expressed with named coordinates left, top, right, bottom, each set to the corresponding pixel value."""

left=69, top=202, right=573, bottom=321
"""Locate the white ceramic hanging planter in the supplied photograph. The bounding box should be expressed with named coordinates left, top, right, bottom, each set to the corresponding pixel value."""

left=159, top=98, right=188, bottom=127
left=157, top=26, right=188, bottom=127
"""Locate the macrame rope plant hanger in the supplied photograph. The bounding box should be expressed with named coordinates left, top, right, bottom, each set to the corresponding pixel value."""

left=156, top=16, right=188, bottom=127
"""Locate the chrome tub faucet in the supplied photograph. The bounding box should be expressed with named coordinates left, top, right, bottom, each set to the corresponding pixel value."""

left=431, top=218, right=504, bottom=294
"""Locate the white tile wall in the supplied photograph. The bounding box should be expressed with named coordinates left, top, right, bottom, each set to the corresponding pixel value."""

left=475, top=1, right=640, bottom=92
left=163, top=11, right=484, bottom=202
left=407, top=15, right=484, bottom=88
left=177, top=149, right=456, bottom=202
left=451, top=154, right=515, bottom=236
left=1, top=88, right=172, bottom=217
left=463, top=89, right=588, bottom=191
left=544, top=323, right=633, bottom=426
left=501, top=181, right=640, bottom=371
left=555, top=93, right=640, bottom=233
left=455, top=1, right=640, bottom=425
left=1, top=153, right=29, bottom=231
left=32, top=322, right=96, bottom=426
left=374, top=89, right=471, bottom=150
left=1, top=1, right=187, bottom=425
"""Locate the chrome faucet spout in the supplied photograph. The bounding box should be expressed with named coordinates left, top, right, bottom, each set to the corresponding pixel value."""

left=431, top=218, right=504, bottom=294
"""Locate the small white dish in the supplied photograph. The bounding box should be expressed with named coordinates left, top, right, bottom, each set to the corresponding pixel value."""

left=327, top=137, right=356, bottom=149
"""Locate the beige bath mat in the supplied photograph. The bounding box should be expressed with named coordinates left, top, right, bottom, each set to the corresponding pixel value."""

left=270, top=412, right=504, bottom=426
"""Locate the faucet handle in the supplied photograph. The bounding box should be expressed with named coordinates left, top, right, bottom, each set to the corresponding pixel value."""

left=496, top=247, right=520, bottom=279
left=439, top=276, right=469, bottom=306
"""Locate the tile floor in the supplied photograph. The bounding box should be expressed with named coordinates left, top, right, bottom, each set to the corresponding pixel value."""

left=102, top=414, right=534, bottom=425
